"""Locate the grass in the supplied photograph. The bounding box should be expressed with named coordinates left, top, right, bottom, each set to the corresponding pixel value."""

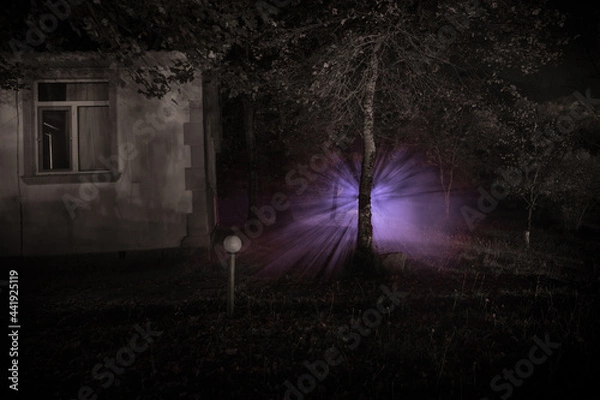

left=4, top=228, right=599, bottom=400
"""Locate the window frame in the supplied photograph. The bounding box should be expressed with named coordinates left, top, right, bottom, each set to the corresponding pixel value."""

left=22, top=73, right=120, bottom=185
left=35, top=79, right=111, bottom=175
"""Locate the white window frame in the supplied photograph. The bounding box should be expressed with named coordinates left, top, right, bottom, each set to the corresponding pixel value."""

left=34, top=79, right=111, bottom=175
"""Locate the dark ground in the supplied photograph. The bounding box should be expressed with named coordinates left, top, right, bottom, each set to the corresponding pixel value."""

left=1, top=223, right=599, bottom=400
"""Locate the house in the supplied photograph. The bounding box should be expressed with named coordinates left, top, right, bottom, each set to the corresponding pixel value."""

left=0, top=52, right=220, bottom=257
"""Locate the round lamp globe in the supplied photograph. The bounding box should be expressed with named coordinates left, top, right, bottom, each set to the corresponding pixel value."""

left=223, top=235, right=242, bottom=253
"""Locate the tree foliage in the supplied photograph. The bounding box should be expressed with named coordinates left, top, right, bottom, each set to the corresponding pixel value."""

left=2, top=0, right=590, bottom=265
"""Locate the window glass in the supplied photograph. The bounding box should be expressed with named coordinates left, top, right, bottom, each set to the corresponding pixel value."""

left=40, top=109, right=71, bottom=170
left=38, top=83, right=66, bottom=101
left=38, top=82, right=109, bottom=101
left=78, top=106, right=111, bottom=171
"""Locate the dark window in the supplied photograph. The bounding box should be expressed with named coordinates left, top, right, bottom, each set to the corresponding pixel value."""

left=38, top=82, right=109, bottom=101
left=39, top=109, right=71, bottom=170
left=38, top=83, right=66, bottom=101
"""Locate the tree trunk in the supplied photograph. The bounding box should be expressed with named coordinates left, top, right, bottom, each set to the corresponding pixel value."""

left=444, top=189, right=451, bottom=219
left=354, top=39, right=383, bottom=274
left=435, top=149, right=454, bottom=220
left=243, top=99, right=259, bottom=217
left=439, top=164, right=454, bottom=220
left=525, top=204, right=533, bottom=247
left=446, top=166, right=454, bottom=219
left=525, top=191, right=537, bottom=248
left=524, top=168, right=540, bottom=247
left=527, top=203, right=534, bottom=233
left=575, top=202, right=590, bottom=231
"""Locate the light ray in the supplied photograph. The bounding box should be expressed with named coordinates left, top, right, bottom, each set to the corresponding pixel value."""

left=247, top=147, right=459, bottom=279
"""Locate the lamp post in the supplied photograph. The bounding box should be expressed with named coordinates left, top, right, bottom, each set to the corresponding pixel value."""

left=223, top=235, right=242, bottom=316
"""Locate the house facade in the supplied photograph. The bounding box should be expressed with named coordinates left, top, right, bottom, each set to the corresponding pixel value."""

left=0, top=52, right=220, bottom=257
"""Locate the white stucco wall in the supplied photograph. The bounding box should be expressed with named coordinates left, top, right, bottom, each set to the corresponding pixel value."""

left=0, top=52, right=204, bottom=256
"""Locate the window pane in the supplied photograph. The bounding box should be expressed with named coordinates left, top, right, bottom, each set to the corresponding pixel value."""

left=38, top=83, right=66, bottom=101
left=78, top=106, right=110, bottom=171
left=40, top=110, right=71, bottom=170
left=38, top=82, right=109, bottom=101
left=66, top=83, right=109, bottom=101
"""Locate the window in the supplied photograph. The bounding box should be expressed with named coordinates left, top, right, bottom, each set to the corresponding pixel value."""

left=35, top=81, right=112, bottom=174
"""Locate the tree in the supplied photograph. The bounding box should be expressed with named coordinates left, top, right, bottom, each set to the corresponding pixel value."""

left=1, top=0, right=569, bottom=272
left=409, top=86, right=500, bottom=220
left=268, top=0, right=566, bottom=270
left=491, top=94, right=593, bottom=245
left=550, top=150, right=600, bottom=231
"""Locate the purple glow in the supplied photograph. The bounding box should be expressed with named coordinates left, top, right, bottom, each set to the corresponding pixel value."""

left=247, top=148, right=458, bottom=278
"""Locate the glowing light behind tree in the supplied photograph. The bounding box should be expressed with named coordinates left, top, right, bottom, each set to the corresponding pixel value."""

left=252, top=148, right=454, bottom=279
